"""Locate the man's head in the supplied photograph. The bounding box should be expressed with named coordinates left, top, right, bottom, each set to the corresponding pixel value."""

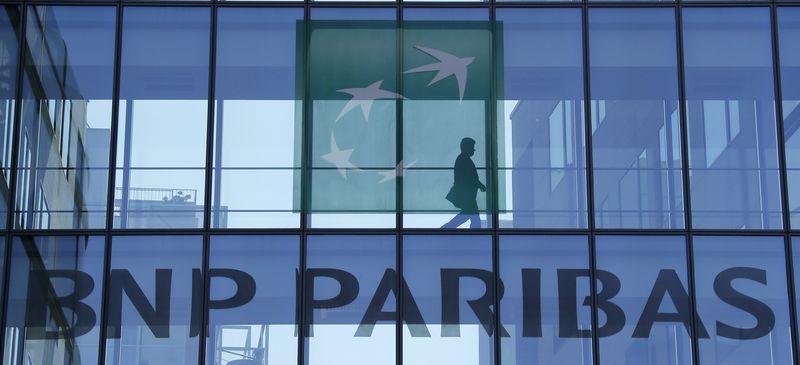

left=460, top=137, right=476, bottom=157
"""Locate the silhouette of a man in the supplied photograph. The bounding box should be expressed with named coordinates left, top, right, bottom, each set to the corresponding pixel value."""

left=442, top=137, right=486, bottom=228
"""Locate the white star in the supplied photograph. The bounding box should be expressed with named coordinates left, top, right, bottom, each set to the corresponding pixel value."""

left=322, top=134, right=360, bottom=179
left=378, top=160, right=416, bottom=184
left=403, top=46, right=475, bottom=101
left=336, top=80, right=405, bottom=122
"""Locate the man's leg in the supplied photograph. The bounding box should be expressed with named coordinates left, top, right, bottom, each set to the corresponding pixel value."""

left=468, top=214, right=481, bottom=228
left=442, top=213, right=470, bottom=228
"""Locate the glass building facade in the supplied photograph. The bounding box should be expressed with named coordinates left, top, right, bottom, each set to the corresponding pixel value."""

left=0, top=1, right=799, bottom=364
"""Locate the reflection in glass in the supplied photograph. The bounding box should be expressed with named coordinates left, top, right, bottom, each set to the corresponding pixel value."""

left=207, top=236, right=299, bottom=365
left=212, top=8, right=303, bottom=228
left=308, top=8, right=397, bottom=228
left=778, top=8, right=800, bottom=228
left=793, top=237, right=800, bottom=353
left=403, top=235, right=494, bottom=365
left=589, top=9, right=684, bottom=229
left=15, top=6, right=115, bottom=229
left=499, top=235, right=592, bottom=365
left=103, top=235, right=202, bottom=365
left=403, top=9, right=492, bottom=228
left=0, top=6, right=20, bottom=229
left=693, top=236, right=793, bottom=364
left=305, top=235, right=395, bottom=365
left=114, top=8, right=210, bottom=229
left=683, top=8, right=782, bottom=229
left=496, top=9, right=587, bottom=228
left=3, top=236, right=103, bottom=365
left=595, top=236, right=691, bottom=365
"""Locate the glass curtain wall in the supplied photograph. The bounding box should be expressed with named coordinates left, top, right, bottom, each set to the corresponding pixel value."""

left=0, top=4, right=798, bottom=365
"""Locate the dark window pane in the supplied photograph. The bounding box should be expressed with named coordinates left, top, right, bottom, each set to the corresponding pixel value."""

left=305, top=235, right=395, bottom=365
left=0, top=6, right=21, bottom=229
left=793, top=237, right=800, bottom=352
left=207, top=235, right=299, bottom=364
left=693, top=236, right=793, bottom=364
left=778, top=8, right=800, bottom=228
left=683, top=8, right=782, bottom=229
left=212, top=8, right=303, bottom=228
left=3, top=236, right=104, bottom=365
left=15, top=6, right=115, bottom=229
left=499, top=235, right=593, bottom=365
left=496, top=9, right=587, bottom=229
left=403, top=9, right=493, bottom=229
left=589, top=9, right=685, bottom=229
left=595, top=236, right=692, bottom=365
left=103, top=235, right=202, bottom=365
left=308, top=8, right=397, bottom=228
left=114, top=8, right=210, bottom=229
left=403, top=235, right=494, bottom=364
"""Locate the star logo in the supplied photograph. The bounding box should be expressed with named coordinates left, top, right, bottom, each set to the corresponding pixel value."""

left=403, top=46, right=475, bottom=101
left=322, top=134, right=360, bottom=179
left=336, top=80, right=406, bottom=122
left=378, top=160, right=417, bottom=183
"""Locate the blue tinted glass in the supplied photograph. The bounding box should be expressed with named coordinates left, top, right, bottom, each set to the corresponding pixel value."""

left=104, top=235, right=202, bottom=365
left=16, top=6, right=116, bottom=229
left=589, top=9, right=685, bottom=229
left=693, top=236, right=793, bottom=364
left=207, top=235, right=299, bottom=365
left=778, top=8, right=800, bottom=228
left=213, top=8, right=303, bottom=228
left=308, top=8, right=397, bottom=228
left=793, top=237, right=800, bottom=352
left=595, top=236, right=692, bottom=365
left=496, top=9, right=587, bottom=229
left=305, top=235, right=396, bottom=365
left=683, top=8, right=782, bottom=229
left=0, top=6, right=20, bottom=229
left=403, top=235, right=494, bottom=365
left=499, top=235, right=593, bottom=365
left=3, top=236, right=104, bottom=365
left=402, top=9, right=492, bottom=229
left=115, top=8, right=210, bottom=229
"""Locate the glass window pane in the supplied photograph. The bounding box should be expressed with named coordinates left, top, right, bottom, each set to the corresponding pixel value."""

left=778, top=8, right=800, bottom=228
left=207, top=235, right=299, bottom=365
left=15, top=6, right=115, bottom=229
left=793, top=237, right=800, bottom=352
left=496, top=9, right=587, bottom=228
left=693, top=236, right=793, bottom=364
left=499, top=235, right=593, bottom=365
left=589, top=9, right=684, bottom=229
left=3, top=236, right=104, bottom=365
left=103, top=235, right=202, bottom=365
left=0, top=6, right=21, bottom=229
left=308, top=8, right=397, bottom=228
left=212, top=8, right=303, bottom=228
left=595, top=236, right=692, bottom=365
left=402, top=235, right=494, bottom=364
left=403, top=9, right=493, bottom=229
left=683, top=8, right=782, bottom=229
left=304, top=235, right=395, bottom=365
left=114, top=7, right=210, bottom=229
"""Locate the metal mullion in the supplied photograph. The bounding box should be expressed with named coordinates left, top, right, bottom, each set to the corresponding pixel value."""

left=0, top=4, right=25, bottom=363
left=580, top=5, right=602, bottom=365
left=673, top=5, right=702, bottom=365
left=489, top=5, right=502, bottom=365
left=96, top=3, right=123, bottom=365
left=770, top=4, right=800, bottom=363
left=297, top=4, right=310, bottom=365
left=396, top=4, right=403, bottom=365
left=196, top=3, right=218, bottom=365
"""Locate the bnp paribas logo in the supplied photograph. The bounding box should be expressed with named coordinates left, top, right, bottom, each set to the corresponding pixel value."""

left=321, top=45, right=476, bottom=181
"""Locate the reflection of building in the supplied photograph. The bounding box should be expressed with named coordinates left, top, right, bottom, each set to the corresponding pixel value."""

left=113, top=187, right=227, bottom=229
